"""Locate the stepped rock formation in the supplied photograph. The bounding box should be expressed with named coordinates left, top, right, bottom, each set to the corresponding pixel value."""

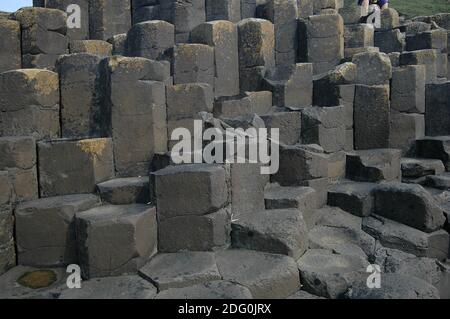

left=0, top=0, right=449, bottom=299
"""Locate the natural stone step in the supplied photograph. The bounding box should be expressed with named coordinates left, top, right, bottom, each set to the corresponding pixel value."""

left=297, top=249, right=369, bottom=299
left=155, top=281, right=253, bottom=299
left=97, top=177, right=150, bottom=205
left=215, top=249, right=300, bottom=299
left=272, top=144, right=329, bottom=186
left=362, top=214, right=449, bottom=259
left=345, top=273, right=440, bottom=299
left=416, top=136, right=450, bottom=171
left=401, top=158, right=445, bottom=183
left=374, top=246, right=444, bottom=288
left=138, top=252, right=221, bottom=292
left=76, top=204, right=157, bottom=279
left=15, top=194, right=101, bottom=267
left=58, top=275, right=157, bottom=299
left=152, top=164, right=229, bottom=221
left=309, top=207, right=376, bottom=258
left=346, top=149, right=401, bottom=183
left=425, top=172, right=450, bottom=190
left=327, top=181, right=376, bottom=217
left=264, top=183, right=317, bottom=222
left=231, top=209, right=308, bottom=259
left=372, top=182, right=446, bottom=233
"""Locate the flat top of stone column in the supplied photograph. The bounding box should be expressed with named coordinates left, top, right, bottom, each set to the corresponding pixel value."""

left=0, top=69, right=59, bottom=110
left=76, top=204, right=155, bottom=222
left=13, top=7, right=67, bottom=31
left=153, top=164, right=226, bottom=176
left=16, top=194, right=100, bottom=211
left=238, top=17, right=273, bottom=26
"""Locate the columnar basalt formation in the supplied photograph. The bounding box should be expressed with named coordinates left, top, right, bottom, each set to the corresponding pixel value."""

left=0, top=1, right=449, bottom=300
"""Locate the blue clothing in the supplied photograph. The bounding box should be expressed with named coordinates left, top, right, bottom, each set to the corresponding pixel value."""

left=358, top=0, right=388, bottom=7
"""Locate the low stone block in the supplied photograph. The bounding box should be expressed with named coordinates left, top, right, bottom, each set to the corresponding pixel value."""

left=297, top=249, right=368, bottom=299
left=158, top=206, right=231, bottom=252
left=230, top=163, right=268, bottom=218
left=328, top=181, right=376, bottom=217
left=216, top=249, right=300, bottom=299
left=272, top=144, right=329, bottom=186
left=389, top=112, right=425, bottom=155
left=346, top=149, right=401, bottom=183
left=139, top=252, right=220, bottom=291
left=153, top=164, right=229, bottom=221
left=363, top=214, right=449, bottom=259
left=265, top=184, right=317, bottom=215
left=76, top=204, right=157, bottom=279
left=301, top=106, right=346, bottom=153
left=401, top=158, right=445, bottom=181
left=15, top=194, right=100, bottom=267
left=213, top=91, right=272, bottom=117
left=425, top=173, right=450, bottom=190
left=231, top=209, right=309, bottom=259
left=373, top=182, right=446, bottom=233
left=97, top=177, right=150, bottom=205
left=416, top=136, right=450, bottom=171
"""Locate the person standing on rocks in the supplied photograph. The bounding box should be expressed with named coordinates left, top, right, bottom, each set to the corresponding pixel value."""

left=358, top=0, right=389, bottom=16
